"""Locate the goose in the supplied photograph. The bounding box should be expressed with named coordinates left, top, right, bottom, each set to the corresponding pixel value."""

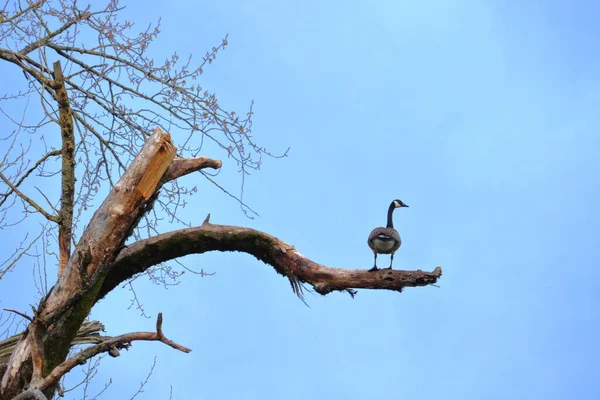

left=368, top=199, right=408, bottom=271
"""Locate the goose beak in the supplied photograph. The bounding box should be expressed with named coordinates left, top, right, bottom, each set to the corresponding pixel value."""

left=402, top=204, right=409, bottom=207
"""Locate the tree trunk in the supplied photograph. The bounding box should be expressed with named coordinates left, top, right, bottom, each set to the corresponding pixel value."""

left=0, top=129, right=176, bottom=399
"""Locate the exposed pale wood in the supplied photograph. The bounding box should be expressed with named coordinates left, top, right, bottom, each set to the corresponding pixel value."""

left=137, top=136, right=177, bottom=199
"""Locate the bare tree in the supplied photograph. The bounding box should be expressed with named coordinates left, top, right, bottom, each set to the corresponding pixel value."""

left=0, top=1, right=442, bottom=399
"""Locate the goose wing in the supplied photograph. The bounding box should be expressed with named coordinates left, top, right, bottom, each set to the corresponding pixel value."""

left=369, top=227, right=400, bottom=242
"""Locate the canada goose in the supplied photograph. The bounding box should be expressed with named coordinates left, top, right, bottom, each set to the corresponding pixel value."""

left=368, top=199, right=409, bottom=272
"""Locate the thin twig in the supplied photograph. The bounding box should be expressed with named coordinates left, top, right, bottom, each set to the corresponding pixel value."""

left=2, top=308, right=33, bottom=322
left=0, top=171, right=59, bottom=223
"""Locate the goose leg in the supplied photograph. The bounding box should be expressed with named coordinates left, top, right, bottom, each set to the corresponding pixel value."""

left=386, top=252, right=394, bottom=270
left=369, top=253, right=379, bottom=272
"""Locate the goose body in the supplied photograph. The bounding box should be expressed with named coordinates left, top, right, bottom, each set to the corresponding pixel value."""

left=369, top=229, right=401, bottom=253
left=368, top=199, right=408, bottom=271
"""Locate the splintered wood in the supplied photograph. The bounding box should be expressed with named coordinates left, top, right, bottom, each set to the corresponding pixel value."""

left=137, top=130, right=177, bottom=199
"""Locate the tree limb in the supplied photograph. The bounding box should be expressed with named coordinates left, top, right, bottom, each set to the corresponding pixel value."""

left=101, top=221, right=442, bottom=300
left=0, top=1, right=45, bottom=26
left=10, top=389, right=47, bottom=400
left=0, top=150, right=60, bottom=209
left=37, top=313, right=189, bottom=392
left=0, top=172, right=59, bottom=223
left=18, top=12, right=91, bottom=56
left=53, top=60, right=76, bottom=276
left=162, top=157, right=222, bottom=183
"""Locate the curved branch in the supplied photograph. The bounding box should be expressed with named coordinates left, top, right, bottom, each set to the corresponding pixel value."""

left=101, top=221, right=442, bottom=299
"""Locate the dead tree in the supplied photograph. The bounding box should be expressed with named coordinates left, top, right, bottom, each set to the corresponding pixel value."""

left=0, top=1, right=442, bottom=399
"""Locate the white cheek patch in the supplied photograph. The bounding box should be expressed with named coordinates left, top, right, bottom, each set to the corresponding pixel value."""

left=394, top=200, right=400, bottom=207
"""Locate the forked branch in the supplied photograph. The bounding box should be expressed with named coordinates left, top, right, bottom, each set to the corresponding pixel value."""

left=36, top=313, right=189, bottom=392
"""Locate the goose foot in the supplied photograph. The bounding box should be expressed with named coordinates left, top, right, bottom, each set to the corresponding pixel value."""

left=386, top=266, right=393, bottom=270
left=368, top=266, right=379, bottom=272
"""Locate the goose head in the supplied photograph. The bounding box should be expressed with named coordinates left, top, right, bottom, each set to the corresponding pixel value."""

left=392, top=199, right=409, bottom=208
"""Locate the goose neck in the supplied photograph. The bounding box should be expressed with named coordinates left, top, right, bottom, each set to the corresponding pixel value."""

left=386, top=203, right=395, bottom=228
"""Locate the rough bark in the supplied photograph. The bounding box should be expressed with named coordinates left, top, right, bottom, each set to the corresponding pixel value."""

left=53, top=60, right=76, bottom=276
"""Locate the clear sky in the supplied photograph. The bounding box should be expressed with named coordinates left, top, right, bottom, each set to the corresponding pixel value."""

left=2, top=0, right=600, bottom=399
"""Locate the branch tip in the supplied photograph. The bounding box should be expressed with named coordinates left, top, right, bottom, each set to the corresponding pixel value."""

left=156, top=312, right=164, bottom=339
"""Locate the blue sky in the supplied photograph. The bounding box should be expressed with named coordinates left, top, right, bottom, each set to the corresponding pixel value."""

left=2, top=0, right=600, bottom=399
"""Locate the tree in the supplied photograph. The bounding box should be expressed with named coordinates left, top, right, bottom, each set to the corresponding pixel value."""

left=0, top=1, right=442, bottom=399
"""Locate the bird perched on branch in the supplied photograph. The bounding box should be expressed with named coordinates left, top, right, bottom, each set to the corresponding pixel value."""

left=368, top=199, right=408, bottom=271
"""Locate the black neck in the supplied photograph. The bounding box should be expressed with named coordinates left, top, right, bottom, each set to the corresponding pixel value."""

left=386, top=203, right=395, bottom=228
